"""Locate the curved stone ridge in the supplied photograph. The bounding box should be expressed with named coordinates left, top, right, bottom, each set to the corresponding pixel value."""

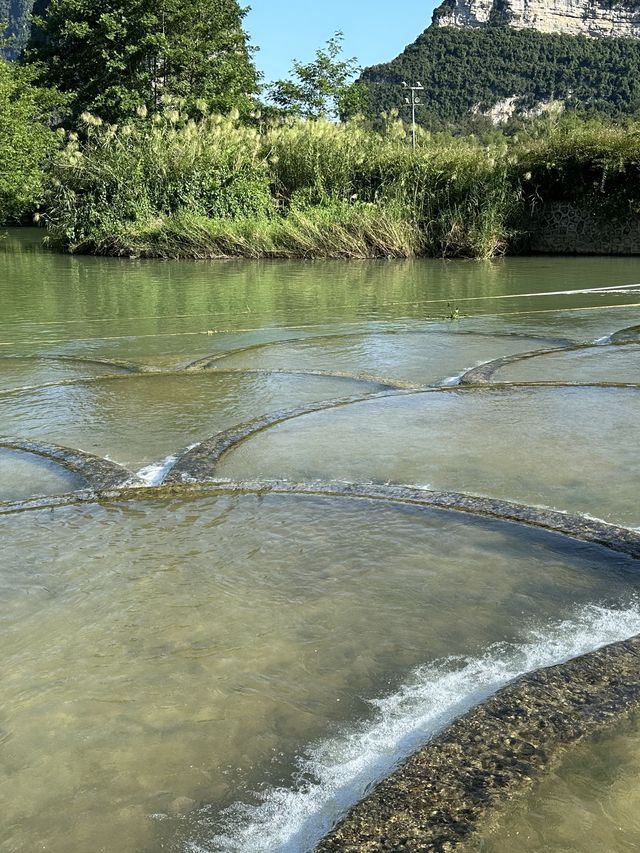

left=164, top=390, right=414, bottom=483
left=316, top=635, right=640, bottom=852
left=0, top=353, right=141, bottom=373
left=461, top=343, right=595, bottom=384
left=1, top=480, right=638, bottom=559
left=611, top=324, right=640, bottom=344
left=186, top=328, right=571, bottom=373
left=165, top=382, right=640, bottom=485
left=460, top=340, right=640, bottom=385
left=0, top=438, right=139, bottom=490
left=194, top=365, right=417, bottom=390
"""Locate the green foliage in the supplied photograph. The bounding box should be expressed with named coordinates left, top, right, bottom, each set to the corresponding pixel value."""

left=45, top=114, right=519, bottom=258
left=0, top=54, right=63, bottom=223
left=516, top=115, right=640, bottom=217
left=269, top=32, right=360, bottom=120
left=79, top=205, right=426, bottom=260
left=44, top=111, right=273, bottom=247
left=360, top=26, right=640, bottom=126
left=42, top=107, right=640, bottom=259
left=29, top=0, right=258, bottom=122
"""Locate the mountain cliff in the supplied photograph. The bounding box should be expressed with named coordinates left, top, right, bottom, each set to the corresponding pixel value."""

left=0, top=0, right=47, bottom=59
left=359, top=0, right=640, bottom=125
left=433, top=0, right=640, bottom=39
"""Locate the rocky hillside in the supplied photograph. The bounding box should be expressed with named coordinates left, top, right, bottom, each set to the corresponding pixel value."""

left=0, top=0, right=47, bottom=59
left=359, top=0, right=640, bottom=126
left=434, top=0, right=640, bottom=39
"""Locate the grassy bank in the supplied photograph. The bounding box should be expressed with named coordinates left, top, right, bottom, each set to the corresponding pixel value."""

left=41, top=113, right=640, bottom=259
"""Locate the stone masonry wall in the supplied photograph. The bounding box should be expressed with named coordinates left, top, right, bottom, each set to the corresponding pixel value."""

left=527, top=202, right=640, bottom=254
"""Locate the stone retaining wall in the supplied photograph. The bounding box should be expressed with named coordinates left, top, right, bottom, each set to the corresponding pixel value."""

left=527, top=203, right=640, bottom=255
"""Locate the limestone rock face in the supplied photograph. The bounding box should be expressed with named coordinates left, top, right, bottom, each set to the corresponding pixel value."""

left=433, top=0, right=640, bottom=39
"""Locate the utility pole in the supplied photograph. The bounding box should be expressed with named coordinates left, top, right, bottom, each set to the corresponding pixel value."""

left=402, top=81, right=424, bottom=149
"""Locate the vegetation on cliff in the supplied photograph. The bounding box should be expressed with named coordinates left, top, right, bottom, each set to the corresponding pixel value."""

left=0, top=0, right=37, bottom=59
left=358, top=26, right=640, bottom=126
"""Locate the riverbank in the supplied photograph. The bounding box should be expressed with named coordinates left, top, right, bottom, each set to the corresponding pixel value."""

left=39, top=113, right=640, bottom=260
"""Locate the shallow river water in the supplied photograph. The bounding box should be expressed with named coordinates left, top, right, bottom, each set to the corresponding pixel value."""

left=1, top=229, right=640, bottom=852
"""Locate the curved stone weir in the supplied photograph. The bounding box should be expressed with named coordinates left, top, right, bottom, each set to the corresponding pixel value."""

left=1, top=485, right=640, bottom=853
left=1, top=481, right=639, bottom=558
left=460, top=342, right=596, bottom=384
left=0, top=438, right=139, bottom=489
left=0, top=446, right=88, bottom=501
left=185, top=328, right=572, bottom=367
left=0, top=369, right=393, bottom=473
left=489, top=344, right=640, bottom=386
left=0, top=353, right=140, bottom=393
left=315, top=636, right=640, bottom=853
left=461, top=340, right=640, bottom=385
left=478, top=709, right=640, bottom=852
left=186, top=329, right=572, bottom=388
left=611, top=323, right=640, bottom=344
left=208, top=384, right=640, bottom=528
left=165, top=389, right=413, bottom=484
left=195, top=365, right=418, bottom=391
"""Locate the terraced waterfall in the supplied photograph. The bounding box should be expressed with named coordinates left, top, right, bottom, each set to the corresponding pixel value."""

left=1, top=229, right=639, bottom=852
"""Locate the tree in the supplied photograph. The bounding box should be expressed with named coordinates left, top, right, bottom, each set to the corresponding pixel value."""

left=29, top=0, right=258, bottom=122
left=269, top=31, right=360, bottom=120
left=0, top=52, right=64, bottom=222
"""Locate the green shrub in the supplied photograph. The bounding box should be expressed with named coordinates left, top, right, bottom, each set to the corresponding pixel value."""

left=45, top=110, right=274, bottom=247
left=44, top=109, right=640, bottom=259
left=516, top=115, right=640, bottom=217
left=0, top=56, right=63, bottom=224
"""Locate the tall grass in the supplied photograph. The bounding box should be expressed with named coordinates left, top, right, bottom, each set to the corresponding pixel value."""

left=42, top=111, right=640, bottom=259
left=44, top=112, right=518, bottom=258
left=516, top=116, right=640, bottom=218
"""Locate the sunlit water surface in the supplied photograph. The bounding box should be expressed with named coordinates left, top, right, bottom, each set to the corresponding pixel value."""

left=216, top=386, right=640, bottom=527
left=1, top=230, right=640, bottom=852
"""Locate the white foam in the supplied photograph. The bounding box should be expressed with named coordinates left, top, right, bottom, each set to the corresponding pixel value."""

left=205, top=603, right=640, bottom=853
left=136, top=455, right=179, bottom=486
left=135, top=443, right=199, bottom=486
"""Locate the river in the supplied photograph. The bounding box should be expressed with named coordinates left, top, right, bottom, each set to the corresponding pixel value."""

left=1, top=229, right=639, bottom=852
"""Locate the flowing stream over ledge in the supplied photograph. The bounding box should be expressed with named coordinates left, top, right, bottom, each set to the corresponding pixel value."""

left=1, top=228, right=640, bottom=852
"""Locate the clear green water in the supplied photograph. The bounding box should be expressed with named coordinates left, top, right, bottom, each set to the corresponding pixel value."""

left=207, top=331, right=564, bottom=386
left=0, top=371, right=385, bottom=473
left=0, top=447, right=84, bottom=500
left=2, top=494, right=639, bottom=853
left=478, top=715, right=640, bottom=853
left=1, top=229, right=640, bottom=852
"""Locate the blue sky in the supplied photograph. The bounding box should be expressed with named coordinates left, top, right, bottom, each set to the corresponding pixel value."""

left=245, top=1, right=437, bottom=86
